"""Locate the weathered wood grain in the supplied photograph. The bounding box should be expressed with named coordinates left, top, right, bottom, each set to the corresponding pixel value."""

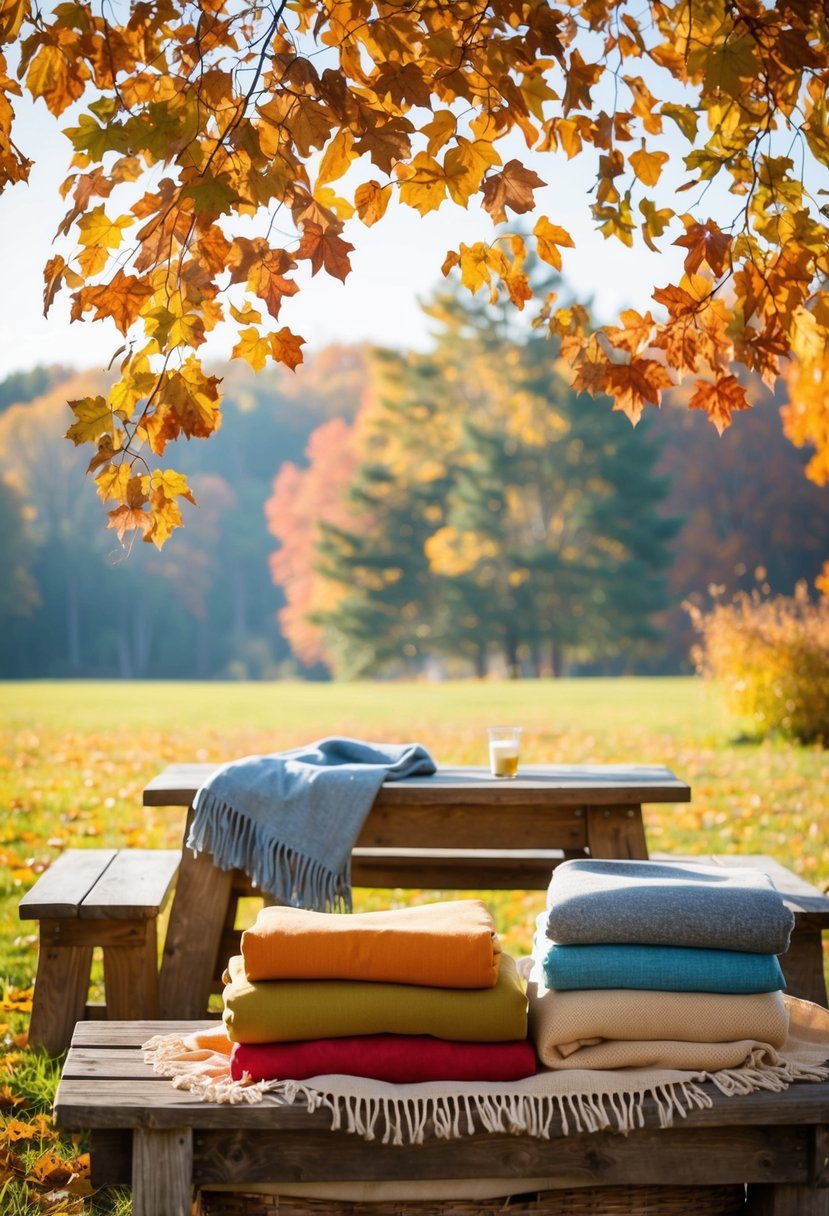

left=133, top=1127, right=192, bottom=1216
left=143, top=763, right=692, bottom=809
left=80, top=849, right=180, bottom=919
left=18, top=850, right=117, bottom=919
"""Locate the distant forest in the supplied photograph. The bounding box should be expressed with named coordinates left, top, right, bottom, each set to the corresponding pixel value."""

left=0, top=342, right=827, bottom=680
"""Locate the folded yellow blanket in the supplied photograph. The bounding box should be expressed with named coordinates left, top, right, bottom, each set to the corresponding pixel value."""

left=222, top=952, right=527, bottom=1044
left=241, top=899, right=501, bottom=988
left=528, top=974, right=789, bottom=1069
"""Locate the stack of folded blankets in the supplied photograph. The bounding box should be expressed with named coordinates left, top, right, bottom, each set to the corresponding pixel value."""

left=223, top=898, right=536, bottom=1084
left=529, top=858, right=796, bottom=1071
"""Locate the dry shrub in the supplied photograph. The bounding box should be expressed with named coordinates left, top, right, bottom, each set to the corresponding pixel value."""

left=687, top=582, right=829, bottom=745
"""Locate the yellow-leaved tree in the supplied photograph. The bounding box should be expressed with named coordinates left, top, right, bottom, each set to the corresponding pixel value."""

left=1, top=0, right=827, bottom=547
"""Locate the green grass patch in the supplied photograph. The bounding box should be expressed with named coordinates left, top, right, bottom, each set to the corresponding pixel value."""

left=1, top=676, right=827, bottom=1214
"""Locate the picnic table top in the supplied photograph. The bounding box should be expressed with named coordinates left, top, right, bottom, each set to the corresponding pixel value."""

left=143, top=761, right=691, bottom=807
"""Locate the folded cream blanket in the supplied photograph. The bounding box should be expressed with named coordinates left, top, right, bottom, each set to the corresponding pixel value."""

left=526, top=970, right=790, bottom=1069
left=144, top=994, right=829, bottom=1145
left=241, top=900, right=501, bottom=988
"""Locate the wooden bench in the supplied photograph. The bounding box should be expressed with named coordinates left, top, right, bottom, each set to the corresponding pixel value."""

left=19, top=848, right=180, bottom=1056
left=53, top=1018, right=829, bottom=1216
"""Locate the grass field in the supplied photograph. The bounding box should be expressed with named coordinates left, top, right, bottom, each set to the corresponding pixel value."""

left=1, top=676, right=828, bottom=1214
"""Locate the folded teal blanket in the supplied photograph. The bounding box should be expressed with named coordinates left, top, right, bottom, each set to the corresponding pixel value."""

left=545, top=859, right=794, bottom=954
left=534, top=918, right=786, bottom=994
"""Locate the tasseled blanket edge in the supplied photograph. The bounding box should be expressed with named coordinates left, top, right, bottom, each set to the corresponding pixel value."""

left=187, top=791, right=351, bottom=912
left=143, top=1033, right=827, bottom=1146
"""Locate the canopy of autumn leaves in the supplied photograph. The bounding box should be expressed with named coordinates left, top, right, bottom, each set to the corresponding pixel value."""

left=1, top=0, right=828, bottom=545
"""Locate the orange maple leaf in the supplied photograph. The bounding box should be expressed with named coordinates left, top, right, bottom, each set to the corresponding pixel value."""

left=270, top=327, right=305, bottom=370
left=71, top=269, right=155, bottom=334
left=674, top=219, right=732, bottom=277
left=247, top=247, right=299, bottom=319
left=605, top=357, right=674, bottom=423
left=481, top=159, right=546, bottom=223
left=295, top=221, right=354, bottom=280
left=688, top=374, right=752, bottom=434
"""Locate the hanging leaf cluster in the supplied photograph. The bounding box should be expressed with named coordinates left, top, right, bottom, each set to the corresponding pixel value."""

left=1, top=0, right=828, bottom=543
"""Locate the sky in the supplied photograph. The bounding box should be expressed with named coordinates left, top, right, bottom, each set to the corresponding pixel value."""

left=0, top=92, right=688, bottom=382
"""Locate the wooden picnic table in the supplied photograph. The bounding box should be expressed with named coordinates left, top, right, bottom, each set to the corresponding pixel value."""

left=143, top=762, right=691, bottom=1020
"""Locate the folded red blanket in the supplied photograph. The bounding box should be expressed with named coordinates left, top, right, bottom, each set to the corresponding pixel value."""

left=230, top=1034, right=537, bottom=1084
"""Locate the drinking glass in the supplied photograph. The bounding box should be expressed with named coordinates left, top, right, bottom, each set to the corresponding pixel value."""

left=487, top=725, right=522, bottom=778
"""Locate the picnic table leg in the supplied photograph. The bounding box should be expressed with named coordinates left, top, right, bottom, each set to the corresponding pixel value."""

left=102, top=920, right=160, bottom=1020
left=132, top=1127, right=193, bottom=1216
left=159, top=808, right=234, bottom=1019
left=28, top=930, right=93, bottom=1056
left=585, top=804, right=649, bottom=860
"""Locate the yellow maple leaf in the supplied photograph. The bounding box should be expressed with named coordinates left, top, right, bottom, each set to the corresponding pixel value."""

left=95, top=461, right=132, bottom=504
left=629, top=145, right=670, bottom=187
left=77, top=204, right=134, bottom=250
left=65, top=396, right=126, bottom=447
left=533, top=216, right=574, bottom=270
left=354, top=180, right=391, bottom=226
left=421, top=110, right=457, bottom=156
left=398, top=152, right=448, bottom=216
left=316, top=128, right=355, bottom=188
left=232, top=325, right=271, bottom=372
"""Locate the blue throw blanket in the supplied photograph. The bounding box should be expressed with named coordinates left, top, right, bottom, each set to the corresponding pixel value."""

left=187, top=738, right=437, bottom=911
left=534, top=916, right=786, bottom=994
left=545, top=858, right=795, bottom=954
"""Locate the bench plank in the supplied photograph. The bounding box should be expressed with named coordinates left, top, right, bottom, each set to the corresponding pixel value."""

left=80, top=849, right=180, bottom=919
left=19, top=850, right=118, bottom=919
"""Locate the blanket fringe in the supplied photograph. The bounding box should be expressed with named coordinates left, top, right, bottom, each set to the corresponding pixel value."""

left=143, top=1035, right=719, bottom=1142
left=187, top=792, right=350, bottom=911
left=143, top=1035, right=829, bottom=1146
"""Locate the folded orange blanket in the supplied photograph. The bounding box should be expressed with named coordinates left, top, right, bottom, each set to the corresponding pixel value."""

left=241, top=899, right=501, bottom=988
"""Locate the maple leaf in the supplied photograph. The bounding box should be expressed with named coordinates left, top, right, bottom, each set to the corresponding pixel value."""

left=246, top=247, right=299, bottom=319
left=107, top=474, right=152, bottom=542
left=316, top=129, right=356, bottom=188
left=295, top=221, right=354, bottom=280
left=76, top=205, right=134, bottom=276
left=605, top=357, right=674, bottom=423
left=421, top=110, right=457, bottom=156
left=443, top=140, right=501, bottom=207
left=270, top=327, right=305, bottom=370
left=71, top=269, right=155, bottom=334
left=354, top=180, right=391, bottom=226
left=481, top=160, right=546, bottom=223
left=353, top=115, right=414, bottom=174
left=43, top=254, right=67, bottom=314
left=533, top=217, right=574, bottom=270
left=629, top=145, right=669, bottom=187
left=639, top=198, right=674, bottom=252
left=232, top=326, right=270, bottom=373
left=25, top=42, right=87, bottom=115
left=674, top=218, right=731, bottom=276
left=689, top=374, right=751, bottom=435
left=95, top=460, right=132, bottom=504
left=398, top=152, right=448, bottom=215
left=562, top=50, right=602, bottom=114
left=373, top=61, right=433, bottom=110
left=65, top=396, right=126, bottom=447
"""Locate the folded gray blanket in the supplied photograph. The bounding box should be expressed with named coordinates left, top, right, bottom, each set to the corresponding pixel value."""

left=188, top=738, right=436, bottom=911
left=545, top=858, right=794, bottom=954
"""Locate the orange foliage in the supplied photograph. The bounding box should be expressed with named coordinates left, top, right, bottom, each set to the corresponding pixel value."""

left=0, top=0, right=827, bottom=541
left=266, top=417, right=360, bottom=668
